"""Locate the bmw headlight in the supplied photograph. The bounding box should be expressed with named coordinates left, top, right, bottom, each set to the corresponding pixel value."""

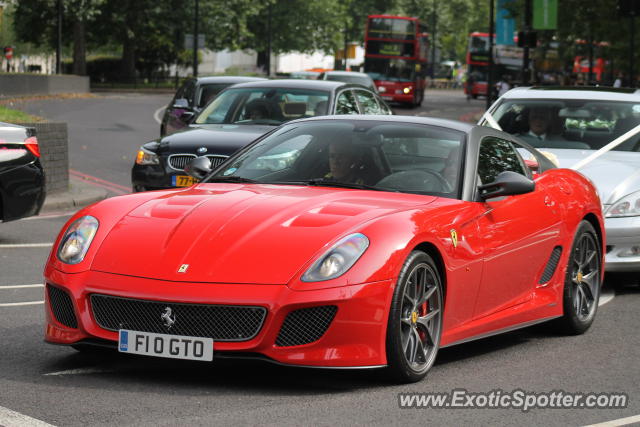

left=301, top=233, right=369, bottom=282
left=135, top=147, right=159, bottom=165
left=605, top=190, right=640, bottom=217
left=57, top=216, right=99, bottom=264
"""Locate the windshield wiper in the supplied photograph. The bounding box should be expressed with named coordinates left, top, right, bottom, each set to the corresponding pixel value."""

left=206, top=176, right=258, bottom=183
left=303, top=178, right=382, bottom=191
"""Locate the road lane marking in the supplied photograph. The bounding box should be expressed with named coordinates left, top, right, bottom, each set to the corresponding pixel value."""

left=0, top=243, right=52, bottom=248
left=0, top=301, right=44, bottom=307
left=0, top=405, right=56, bottom=427
left=21, top=211, right=72, bottom=220
left=0, top=284, right=44, bottom=289
left=44, top=368, right=116, bottom=376
left=154, top=105, right=166, bottom=124
left=584, top=414, right=640, bottom=427
left=599, top=288, right=615, bottom=306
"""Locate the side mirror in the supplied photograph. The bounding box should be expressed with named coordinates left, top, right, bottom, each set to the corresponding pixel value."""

left=184, top=156, right=212, bottom=180
left=172, top=98, right=189, bottom=109
left=179, top=111, right=196, bottom=123
left=478, top=171, right=535, bottom=200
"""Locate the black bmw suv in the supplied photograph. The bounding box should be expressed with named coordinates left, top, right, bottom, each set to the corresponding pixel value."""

left=132, top=79, right=392, bottom=192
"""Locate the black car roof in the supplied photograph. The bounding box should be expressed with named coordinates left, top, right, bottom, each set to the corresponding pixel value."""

left=289, top=114, right=476, bottom=133
left=227, top=79, right=350, bottom=91
left=195, top=76, right=267, bottom=84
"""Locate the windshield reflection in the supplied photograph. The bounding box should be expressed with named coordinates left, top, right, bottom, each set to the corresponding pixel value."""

left=204, top=120, right=465, bottom=198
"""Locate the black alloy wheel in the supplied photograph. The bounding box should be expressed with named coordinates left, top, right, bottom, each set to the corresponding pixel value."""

left=386, top=251, right=443, bottom=383
left=554, top=220, right=601, bottom=335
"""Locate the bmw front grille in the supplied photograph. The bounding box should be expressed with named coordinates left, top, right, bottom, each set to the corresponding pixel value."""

left=90, top=294, right=267, bottom=341
left=168, top=154, right=228, bottom=171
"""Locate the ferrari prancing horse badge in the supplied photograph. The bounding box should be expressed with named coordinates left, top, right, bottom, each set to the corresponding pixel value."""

left=450, top=229, right=458, bottom=248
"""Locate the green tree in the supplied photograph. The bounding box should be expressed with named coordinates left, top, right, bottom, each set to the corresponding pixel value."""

left=13, top=0, right=104, bottom=75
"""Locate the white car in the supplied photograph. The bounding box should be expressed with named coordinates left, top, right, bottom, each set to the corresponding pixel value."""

left=481, top=86, right=640, bottom=273
left=318, top=71, right=378, bottom=92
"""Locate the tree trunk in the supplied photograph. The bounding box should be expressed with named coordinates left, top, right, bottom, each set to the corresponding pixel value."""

left=121, top=31, right=136, bottom=83
left=72, top=19, right=86, bottom=75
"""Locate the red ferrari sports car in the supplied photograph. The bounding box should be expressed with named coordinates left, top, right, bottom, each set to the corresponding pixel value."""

left=44, top=116, right=604, bottom=383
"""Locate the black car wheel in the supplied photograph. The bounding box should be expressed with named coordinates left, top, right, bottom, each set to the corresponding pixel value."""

left=553, top=220, right=601, bottom=335
left=386, top=250, right=443, bottom=383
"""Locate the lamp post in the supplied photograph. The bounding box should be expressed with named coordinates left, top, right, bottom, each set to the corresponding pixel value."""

left=193, top=0, right=199, bottom=77
left=486, top=0, right=494, bottom=110
left=56, top=0, right=62, bottom=74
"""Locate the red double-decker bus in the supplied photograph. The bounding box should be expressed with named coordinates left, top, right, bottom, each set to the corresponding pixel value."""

left=363, top=15, right=428, bottom=107
left=465, top=32, right=490, bottom=99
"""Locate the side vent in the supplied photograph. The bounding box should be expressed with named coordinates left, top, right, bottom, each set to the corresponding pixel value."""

left=47, top=284, right=78, bottom=328
left=539, top=246, right=563, bottom=284
left=275, top=306, right=337, bottom=347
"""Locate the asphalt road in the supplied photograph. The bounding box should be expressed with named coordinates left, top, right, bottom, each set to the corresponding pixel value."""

left=1, top=90, right=638, bottom=426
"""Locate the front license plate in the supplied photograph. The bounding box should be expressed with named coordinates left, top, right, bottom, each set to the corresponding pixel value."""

left=382, top=95, right=393, bottom=100
left=118, top=330, right=213, bottom=361
left=172, top=175, right=198, bottom=187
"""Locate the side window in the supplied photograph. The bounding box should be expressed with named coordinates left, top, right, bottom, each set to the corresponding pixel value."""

left=354, top=90, right=382, bottom=114
left=335, top=90, right=359, bottom=115
left=172, top=80, right=188, bottom=103
left=377, top=97, right=392, bottom=115
left=182, top=81, right=197, bottom=106
left=478, top=136, right=527, bottom=184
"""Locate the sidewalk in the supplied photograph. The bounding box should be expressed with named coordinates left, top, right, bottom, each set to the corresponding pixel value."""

left=40, top=175, right=108, bottom=214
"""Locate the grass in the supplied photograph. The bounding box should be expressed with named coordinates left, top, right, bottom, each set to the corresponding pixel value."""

left=0, top=105, right=42, bottom=123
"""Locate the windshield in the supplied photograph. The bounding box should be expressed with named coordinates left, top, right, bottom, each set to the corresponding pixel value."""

left=205, top=120, right=465, bottom=198
left=194, top=87, right=331, bottom=126
left=491, top=99, right=640, bottom=152
left=365, top=58, right=416, bottom=82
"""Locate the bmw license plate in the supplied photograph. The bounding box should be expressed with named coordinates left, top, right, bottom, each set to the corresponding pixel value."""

left=172, top=175, right=198, bottom=187
left=118, top=330, right=213, bottom=361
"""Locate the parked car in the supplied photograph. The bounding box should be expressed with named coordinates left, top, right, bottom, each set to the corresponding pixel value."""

left=481, top=86, right=640, bottom=273
left=160, top=76, right=266, bottom=137
left=133, top=79, right=393, bottom=192
left=47, top=115, right=603, bottom=383
left=289, top=71, right=320, bottom=80
left=318, top=71, right=378, bottom=92
left=0, top=122, right=45, bottom=222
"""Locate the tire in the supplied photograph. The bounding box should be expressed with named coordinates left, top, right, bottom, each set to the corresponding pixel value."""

left=553, top=220, right=601, bottom=335
left=385, top=250, right=443, bottom=383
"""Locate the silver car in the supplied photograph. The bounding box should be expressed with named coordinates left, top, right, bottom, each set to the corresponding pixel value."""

left=481, top=86, right=640, bottom=272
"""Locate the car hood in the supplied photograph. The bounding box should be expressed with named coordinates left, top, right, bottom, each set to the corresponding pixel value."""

left=160, top=124, right=274, bottom=156
left=543, top=149, right=640, bottom=204
left=91, top=184, right=435, bottom=284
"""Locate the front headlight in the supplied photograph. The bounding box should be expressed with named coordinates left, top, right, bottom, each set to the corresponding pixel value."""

left=605, top=190, right=640, bottom=217
left=135, top=147, right=159, bottom=165
left=301, top=233, right=369, bottom=282
left=57, top=216, right=99, bottom=264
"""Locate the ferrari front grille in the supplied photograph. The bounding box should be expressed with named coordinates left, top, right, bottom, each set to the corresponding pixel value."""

left=275, top=305, right=337, bottom=347
left=90, top=294, right=266, bottom=342
left=168, top=154, right=228, bottom=171
left=47, top=284, right=78, bottom=328
left=539, top=246, right=563, bottom=284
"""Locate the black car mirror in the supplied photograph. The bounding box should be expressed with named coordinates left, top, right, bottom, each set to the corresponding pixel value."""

left=180, top=111, right=196, bottom=123
left=478, top=171, right=535, bottom=200
left=184, top=156, right=212, bottom=180
left=173, top=98, right=189, bottom=109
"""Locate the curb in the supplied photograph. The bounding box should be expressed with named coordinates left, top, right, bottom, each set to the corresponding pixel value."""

left=40, top=175, right=108, bottom=214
